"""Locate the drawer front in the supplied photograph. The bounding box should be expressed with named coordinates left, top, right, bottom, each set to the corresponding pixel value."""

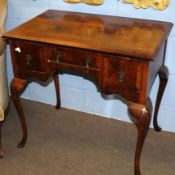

left=102, top=56, right=143, bottom=101
left=11, top=41, right=47, bottom=79
left=46, top=46, right=100, bottom=69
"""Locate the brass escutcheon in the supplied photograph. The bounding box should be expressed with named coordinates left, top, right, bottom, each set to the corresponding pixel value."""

left=86, top=57, right=93, bottom=68
left=26, top=54, right=32, bottom=65
left=55, top=51, right=61, bottom=62
left=117, top=70, right=126, bottom=82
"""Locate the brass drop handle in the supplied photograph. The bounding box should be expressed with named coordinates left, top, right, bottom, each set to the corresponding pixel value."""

left=48, top=51, right=61, bottom=63
left=55, top=51, right=61, bottom=63
left=86, top=57, right=93, bottom=68
left=26, top=54, right=32, bottom=65
left=117, top=70, right=126, bottom=82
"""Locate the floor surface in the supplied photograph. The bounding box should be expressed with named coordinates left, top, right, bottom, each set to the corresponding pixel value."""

left=0, top=99, right=175, bottom=175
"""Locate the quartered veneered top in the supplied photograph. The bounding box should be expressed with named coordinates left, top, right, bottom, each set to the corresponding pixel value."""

left=2, top=10, right=173, bottom=60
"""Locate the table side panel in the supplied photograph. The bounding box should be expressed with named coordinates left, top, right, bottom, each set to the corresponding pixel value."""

left=147, top=41, right=166, bottom=96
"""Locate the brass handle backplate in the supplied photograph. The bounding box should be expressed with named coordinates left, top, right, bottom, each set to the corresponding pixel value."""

left=48, top=51, right=61, bottom=63
left=26, top=54, right=32, bottom=65
left=55, top=51, right=61, bottom=62
left=117, top=70, right=126, bottom=82
left=86, top=57, right=93, bottom=68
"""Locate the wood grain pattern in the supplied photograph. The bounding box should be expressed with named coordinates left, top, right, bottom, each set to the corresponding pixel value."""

left=3, top=10, right=173, bottom=60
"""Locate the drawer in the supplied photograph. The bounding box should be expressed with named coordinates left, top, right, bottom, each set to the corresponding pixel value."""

left=10, top=41, right=47, bottom=79
left=102, top=56, right=144, bottom=101
left=46, top=46, right=100, bottom=69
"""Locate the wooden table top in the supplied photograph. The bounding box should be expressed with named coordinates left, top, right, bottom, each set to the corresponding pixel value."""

left=3, top=10, right=173, bottom=60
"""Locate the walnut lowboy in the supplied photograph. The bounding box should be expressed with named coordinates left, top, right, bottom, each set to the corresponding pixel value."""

left=2, top=10, right=173, bottom=175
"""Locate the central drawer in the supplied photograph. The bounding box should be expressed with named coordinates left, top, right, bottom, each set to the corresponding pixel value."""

left=46, top=46, right=100, bottom=69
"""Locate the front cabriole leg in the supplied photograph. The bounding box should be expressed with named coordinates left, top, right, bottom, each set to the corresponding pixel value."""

left=128, top=98, right=152, bottom=175
left=10, top=78, right=28, bottom=148
left=153, top=65, right=168, bottom=131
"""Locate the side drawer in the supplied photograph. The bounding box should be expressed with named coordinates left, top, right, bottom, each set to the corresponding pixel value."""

left=10, top=41, right=47, bottom=80
left=46, top=46, right=100, bottom=69
left=101, top=56, right=144, bottom=102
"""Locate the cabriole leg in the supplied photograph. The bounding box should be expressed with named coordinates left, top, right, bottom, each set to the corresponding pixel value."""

left=53, top=72, right=61, bottom=109
left=10, top=78, right=28, bottom=148
left=128, top=98, right=152, bottom=175
left=153, top=66, right=168, bottom=131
